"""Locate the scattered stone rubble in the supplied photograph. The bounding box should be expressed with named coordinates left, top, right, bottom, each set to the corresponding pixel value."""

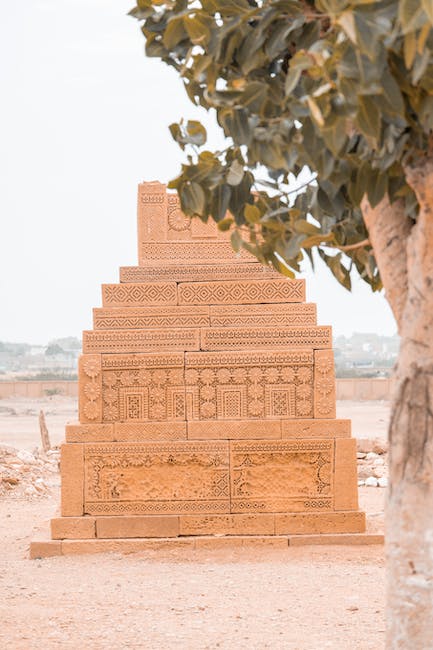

left=356, top=438, right=388, bottom=488
left=0, top=445, right=60, bottom=499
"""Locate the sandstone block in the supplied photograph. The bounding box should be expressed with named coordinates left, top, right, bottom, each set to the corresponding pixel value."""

left=275, top=511, right=365, bottom=535
left=200, top=325, right=331, bottom=351
left=83, top=441, right=230, bottom=516
left=29, top=540, right=62, bottom=559
left=313, top=349, right=336, bottom=418
left=96, top=516, right=179, bottom=538
left=101, top=283, right=177, bottom=307
left=120, top=263, right=280, bottom=283
left=186, top=350, right=314, bottom=420
left=51, top=517, right=96, bottom=539
left=179, top=279, right=305, bottom=305
left=230, top=439, right=334, bottom=513
left=78, top=354, right=103, bottom=424
left=99, top=353, right=186, bottom=423
left=179, top=513, right=275, bottom=535
left=281, top=419, right=351, bottom=439
left=83, top=328, right=200, bottom=354
left=139, top=242, right=251, bottom=266
left=288, top=533, right=384, bottom=546
left=66, top=423, right=114, bottom=443
left=187, top=420, right=281, bottom=440
left=114, top=422, right=187, bottom=441
left=93, top=306, right=209, bottom=330
left=61, top=537, right=195, bottom=555
left=334, top=438, right=359, bottom=510
left=209, top=303, right=317, bottom=327
left=60, top=443, right=84, bottom=516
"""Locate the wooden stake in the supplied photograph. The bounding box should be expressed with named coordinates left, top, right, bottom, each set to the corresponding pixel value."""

left=39, top=410, right=51, bottom=453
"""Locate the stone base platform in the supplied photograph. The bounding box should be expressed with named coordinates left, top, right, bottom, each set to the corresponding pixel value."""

left=30, top=531, right=384, bottom=558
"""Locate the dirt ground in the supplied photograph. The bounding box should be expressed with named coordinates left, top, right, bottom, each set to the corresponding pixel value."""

left=0, top=398, right=386, bottom=649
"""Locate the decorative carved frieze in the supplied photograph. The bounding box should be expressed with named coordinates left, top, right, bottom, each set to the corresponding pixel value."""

left=120, top=263, right=281, bottom=283
left=314, top=349, right=336, bottom=418
left=93, top=306, right=209, bottom=330
left=139, top=242, right=251, bottom=266
left=83, top=441, right=230, bottom=515
left=200, top=326, right=332, bottom=351
left=230, top=440, right=334, bottom=513
left=83, top=328, right=200, bottom=354
left=101, top=283, right=177, bottom=307
left=178, top=279, right=305, bottom=305
left=209, top=303, right=317, bottom=327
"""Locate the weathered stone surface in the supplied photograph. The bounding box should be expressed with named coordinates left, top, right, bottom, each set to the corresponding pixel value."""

left=83, top=328, right=200, bottom=354
left=281, top=419, right=351, bottom=439
left=313, top=349, right=336, bottom=419
left=102, top=283, right=177, bottom=307
left=209, top=303, right=317, bottom=327
left=179, top=513, right=275, bottom=535
left=120, top=263, right=281, bottom=283
left=230, top=440, right=334, bottom=513
left=200, top=325, right=331, bottom=351
left=78, top=354, right=103, bottom=424
left=60, top=443, right=84, bottom=516
left=187, top=419, right=281, bottom=440
left=274, top=511, right=365, bottom=535
left=93, top=306, right=209, bottom=330
left=96, top=516, right=179, bottom=538
left=179, top=279, right=305, bottom=305
left=51, top=517, right=96, bottom=540
left=139, top=242, right=251, bottom=266
left=66, top=423, right=114, bottom=443
left=83, top=441, right=230, bottom=515
left=334, top=438, right=359, bottom=510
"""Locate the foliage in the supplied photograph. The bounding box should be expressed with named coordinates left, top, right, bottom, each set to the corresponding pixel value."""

left=130, top=0, right=433, bottom=289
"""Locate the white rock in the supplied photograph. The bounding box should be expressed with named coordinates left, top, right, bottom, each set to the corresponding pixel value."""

left=373, top=457, right=385, bottom=467
left=24, top=486, right=37, bottom=496
left=378, top=477, right=388, bottom=488
left=366, top=452, right=379, bottom=461
left=358, top=480, right=365, bottom=486
left=373, top=466, right=385, bottom=479
left=365, top=476, right=379, bottom=487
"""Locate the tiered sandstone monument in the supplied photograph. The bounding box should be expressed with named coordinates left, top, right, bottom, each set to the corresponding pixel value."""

left=31, top=181, right=377, bottom=557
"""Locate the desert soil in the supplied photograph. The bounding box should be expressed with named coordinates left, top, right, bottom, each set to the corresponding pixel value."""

left=0, top=398, right=386, bottom=649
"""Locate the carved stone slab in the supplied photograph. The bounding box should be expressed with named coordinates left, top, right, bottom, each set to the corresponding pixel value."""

left=83, top=441, right=230, bottom=515
left=120, top=263, right=281, bottom=283
left=178, top=279, right=306, bottom=305
left=83, top=328, right=200, bottom=354
left=65, top=422, right=187, bottom=442
left=281, top=419, right=351, bottom=439
left=99, top=353, right=185, bottom=423
left=314, top=349, right=336, bottom=418
left=139, top=242, right=251, bottom=266
left=200, top=326, right=332, bottom=351
left=93, top=306, right=209, bottom=330
left=185, top=350, right=314, bottom=420
left=230, top=440, right=334, bottom=513
left=78, top=354, right=103, bottom=424
left=209, top=303, right=317, bottom=327
left=101, top=283, right=177, bottom=307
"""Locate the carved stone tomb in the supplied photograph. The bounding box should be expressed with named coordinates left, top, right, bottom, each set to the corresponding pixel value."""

left=31, top=181, right=379, bottom=557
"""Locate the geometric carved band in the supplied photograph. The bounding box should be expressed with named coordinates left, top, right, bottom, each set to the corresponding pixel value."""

left=178, top=279, right=305, bottom=305
left=120, top=263, right=281, bottom=283
left=140, top=242, right=251, bottom=266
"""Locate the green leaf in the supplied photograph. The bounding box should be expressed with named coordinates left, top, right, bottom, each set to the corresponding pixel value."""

left=217, top=217, right=234, bottom=231
left=239, top=82, right=268, bottom=114
left=180, top=182, right=206, bottom=215
left=422, top=0, right=433, bottom=24
left=366, top=171, right=388, bottom=208
left=163, top=16, right=188, bottom=49
left=244, top=204, right=261, bottom=224
left=211, top=184, right=231, bottom=221
left=183, top=15, right=211, bottom=45
left=399, top=0, right=427, bottom=34
left=356, top=95, right=381, bottom=142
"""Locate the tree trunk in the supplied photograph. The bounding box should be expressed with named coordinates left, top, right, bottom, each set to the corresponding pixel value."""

left=363, top=160, right=433, bottom=648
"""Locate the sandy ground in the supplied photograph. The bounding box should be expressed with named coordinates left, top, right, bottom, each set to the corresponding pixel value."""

left=0, top=488, right=385, bottom=650
left=0, top=396, right=390, bottom=451
left=0, top=398, right=386, bottom=649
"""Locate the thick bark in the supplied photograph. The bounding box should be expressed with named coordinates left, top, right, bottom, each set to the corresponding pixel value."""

left=361, top=196, right=412, bottom=327
left=386, top=160, right=433, bottom=648
left=362, top=160, right=433, bottom=648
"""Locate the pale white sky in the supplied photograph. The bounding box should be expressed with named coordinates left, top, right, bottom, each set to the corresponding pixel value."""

left=0, top=0, right=397, bottom=344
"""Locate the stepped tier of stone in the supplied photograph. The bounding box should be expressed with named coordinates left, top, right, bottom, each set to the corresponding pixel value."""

left=30, top=181, right=376, bottom=558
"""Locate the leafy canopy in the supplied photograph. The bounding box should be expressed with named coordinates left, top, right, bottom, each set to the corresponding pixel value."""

left=130, top=0, right=433, bottom=289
